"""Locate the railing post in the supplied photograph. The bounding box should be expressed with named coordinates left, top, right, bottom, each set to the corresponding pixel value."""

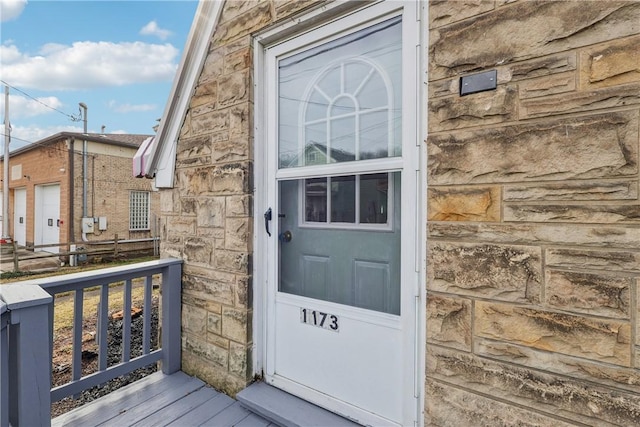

left=161, top=261, right=182, bottom=374
left=0, top=285, right=53, bottom=427
left=1, top=301, right=9, bottom=427
left=12, top=241, right=18, bottom=272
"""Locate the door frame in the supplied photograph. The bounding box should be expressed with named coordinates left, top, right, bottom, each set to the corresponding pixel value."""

left=253, top=1, right=427, bottom=425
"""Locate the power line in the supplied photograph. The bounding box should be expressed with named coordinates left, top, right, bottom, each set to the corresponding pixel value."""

left=0, top=79, right=81, bottom=122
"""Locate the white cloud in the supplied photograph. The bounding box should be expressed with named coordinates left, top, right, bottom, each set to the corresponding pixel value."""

left=9, top=123, right=83, bottom=151
left=0, top=94, right=64, bottom=119
left=107, top=100, right=156, bottom=113
left=1, top=41, right=179, bottom=91
left=0, top=0, right=27, bottom=22
left=140, top=20, right=172, bottom=41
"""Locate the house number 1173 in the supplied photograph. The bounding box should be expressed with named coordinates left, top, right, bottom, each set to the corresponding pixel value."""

left=300, top=308, right=339, bottom=332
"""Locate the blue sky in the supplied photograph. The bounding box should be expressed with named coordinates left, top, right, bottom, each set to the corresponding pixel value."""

left=0, top=0, right=199, bottom=150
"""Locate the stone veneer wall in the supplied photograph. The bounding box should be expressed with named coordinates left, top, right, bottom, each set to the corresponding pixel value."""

left=427, top=0, right=640, bottom=425
left=159, top=0, right=322, bottom=396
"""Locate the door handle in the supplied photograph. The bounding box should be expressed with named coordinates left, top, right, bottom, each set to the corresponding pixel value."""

left=264, top=208, right=272, bottom=236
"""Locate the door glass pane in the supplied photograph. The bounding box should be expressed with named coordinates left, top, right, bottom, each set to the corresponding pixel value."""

left=330, top=176, right=355, bottom=223
left=360, top=174, right=388, bottom=224
left=278, top=16, right=402, bottom=168
left=278, top=172, right=401, bottom=315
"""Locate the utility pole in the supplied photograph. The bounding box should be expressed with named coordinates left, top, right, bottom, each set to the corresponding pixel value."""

left=79, top=102, right=88, bottom=218
left=2, top=85, right=11, bottom=244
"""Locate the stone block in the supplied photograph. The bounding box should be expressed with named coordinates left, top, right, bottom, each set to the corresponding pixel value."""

left=208, top=312, right=222, bottom=334
left=191, top=110, right=230, bottom=136
left=183, top=334, right=228, bottom=369
left=235, top=275, right=252, bottom=308
left=518, top=71, right=576, bottom=99
left=160, top=189, right=180, bottom=214
left=176, top=168, right=213, bottom=196
left=226, top=195, right=252, bottom=217
left=218, top=71, right=249, bottom=108
left=213, top=137, right=250, bottom=163
left=521, top=82, right=640, bottom=119
left=429, top=222, right=640, bottom=250
left=229, top=341, right=252, bottom=380
left=428, top=186, right=500, bottom=221
left=224, top=46, right=252, bottom=74
left=509, top=52, right=577, bottom=81
left=181, top=198, right=197, bottom=215
left=182, top=351, right=248, bottom=396
left=214, top=249, right=250, bottom=274
left=182, top=305, right=207, bottom=335
left=504, top=180, right=638, bottom=201
left=504, top=203, right=640, bottom=224
left=183, top=264, right=236, bottom=284
left=430, top=1, right=640, bottom=80
left=428, top=111, right=638, bottom=185
left=428, top=242, right=542, bottom=303
left=184, top=236, right=214, bottom=265
left=176, top=134, right=212, bottom=162
left=426, top=294, right=472, bottom=351
left=166, top=216, right=196, bottom=236
left=429, top=0, right=494, bottom=28
left=475, top=301, right=631, bottom=365
left=546, top=248, right=640, bottom=274
left=428, top=346, right=640, bottom=426
left=214, top=2, right=273, bottom=45
left=429, top=86, right=517, bottom=132
left=207, top=333, right=230, bottom=350
left=230, top=104, right=252, bottom=138
left=183, top=292, right=222, bottom=314
left=197, top=197, right=226, bottom=228
left=425, top=381, right=573, bottom=427
left=580, top=35, right=640, bottom=89
left=225, top=217, right=251, bottom=251
left=545, top=270, right=631, bottom=318
left=192, top=81, right=218, bottom=110
left=275, top=0, right=320, bottom=19
left=200, top=47, right=224, bottom=83
left=475, top=338, right=640, bottom=393
left=221, top=306, right=251, bottom=344
left=183, top=272, right=234, bottom=307
left=212, top=163, right=251, bottom=195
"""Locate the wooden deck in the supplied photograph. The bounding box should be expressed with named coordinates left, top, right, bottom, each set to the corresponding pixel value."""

left=52, top=371, right=277, bottom=427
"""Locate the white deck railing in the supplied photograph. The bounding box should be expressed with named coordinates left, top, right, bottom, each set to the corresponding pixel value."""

left=0, top=258, right=182, bottom=427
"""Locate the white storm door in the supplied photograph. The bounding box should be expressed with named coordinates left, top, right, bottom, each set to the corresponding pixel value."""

left=35, top=184, right=60, bottom=253
left=263, top=3, right=419, bottom=426
left=14, top=188, right=26, bottom=246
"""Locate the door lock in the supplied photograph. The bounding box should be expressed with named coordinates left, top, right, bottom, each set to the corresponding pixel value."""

left=279, top=230, right=292, bottom=243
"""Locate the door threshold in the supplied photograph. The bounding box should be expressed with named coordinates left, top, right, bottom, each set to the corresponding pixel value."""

left=237, top=381, right=362, bottom=427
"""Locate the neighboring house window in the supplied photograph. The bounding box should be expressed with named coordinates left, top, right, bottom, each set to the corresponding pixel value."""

left=129, top=191, right=150, bottom=230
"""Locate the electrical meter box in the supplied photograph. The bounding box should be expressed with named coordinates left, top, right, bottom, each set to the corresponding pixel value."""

left=82, top=217, right=94, bottom=233
left=98, top=216, right=107, bottom=231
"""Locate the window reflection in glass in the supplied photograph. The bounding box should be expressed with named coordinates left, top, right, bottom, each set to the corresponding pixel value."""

left=360, top=174, right=388, bottom=224
left=331, top=176, right=356, bottom=223
left=305, top=178, right=327, bottom=222
left=278, top=16, right=402, bottom=169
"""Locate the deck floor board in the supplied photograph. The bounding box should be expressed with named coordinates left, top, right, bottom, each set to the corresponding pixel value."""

left=52, top=372, right=274, bottom=427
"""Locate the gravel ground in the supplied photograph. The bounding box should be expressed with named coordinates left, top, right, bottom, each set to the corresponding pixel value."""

left=51, top=299, right=159, bottom=418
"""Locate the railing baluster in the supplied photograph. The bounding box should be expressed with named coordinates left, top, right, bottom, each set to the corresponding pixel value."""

left=123, top=279, right=132, bottom=363
left=142, top=275, right=152, bottom=355
left=72, top=289, right=84, bottom=382
left=98, top=284, right=109, bottom=372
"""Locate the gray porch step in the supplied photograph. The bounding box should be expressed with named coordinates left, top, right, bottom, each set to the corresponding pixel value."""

left=237, top=382, right=362, bottom=427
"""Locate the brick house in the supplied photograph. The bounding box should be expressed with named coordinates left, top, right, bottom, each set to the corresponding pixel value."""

left=142, top=1, right=640, bottom=425
left=0, top=132, right=159, bottom=254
